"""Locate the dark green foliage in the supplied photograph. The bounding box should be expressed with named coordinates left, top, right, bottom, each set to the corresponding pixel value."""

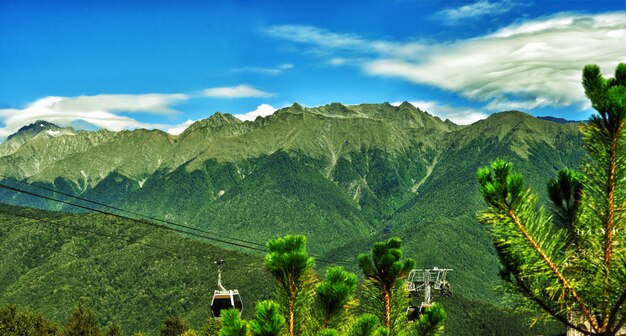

left=248, top=300, right=284, bottom=336
left=547, top=169, right=584, bottom=243
left=218, top=309, right=247, bottom=336
left=62, top=303, right=101, bottom=336
left=358, top=238, right=415, bottom=334
left=348, top=314, right=380, bottom=336
left=317, top=329, right=338, bottom=336
left=78, top=172, right=140, bottom=209
left=412, top=303, right=446, bottom=336
left=199, top=317, right=221, bottom=336
left=105, top=322, right=124, bottom=336
left=160, top=315, right=188, bottom=336
left=0, top=304, right=59, bottom=336
left=315, top=267, right=358, bottom=330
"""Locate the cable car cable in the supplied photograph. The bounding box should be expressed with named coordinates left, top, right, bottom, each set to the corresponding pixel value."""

left=0, top=174, right=265, bottom=248
left=0, top=179, right=353, bottom=266
left=0, top=183, right=268, bottom=254
left=0, top=206, right=193, bottom=259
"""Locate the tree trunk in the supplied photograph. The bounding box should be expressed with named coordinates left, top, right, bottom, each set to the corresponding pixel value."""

left=384, top=288, right=391, bottom=333
left=289, top=298, right=295, bottom=336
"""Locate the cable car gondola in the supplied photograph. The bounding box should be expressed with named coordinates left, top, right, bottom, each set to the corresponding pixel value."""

left=210, top=258, right=243, bottom=320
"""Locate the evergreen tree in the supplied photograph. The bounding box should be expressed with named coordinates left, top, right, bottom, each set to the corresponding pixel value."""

left=412, top=303, right=445, bottom=336
left=0, top=304, right=59, bottom=336
left=200, top=317, right=221, bottom=336
left=219, top=309, right=247, bottom=336
left=160, top=315, right=188, bottom=336
left=348, top=314, right=380, bottom=336
left=317, top=329, right=338, bottom=336
left=476, top=63, right=625, bottom=334
left=314, top=266, right=358, bottom=331
left=62, top=303, right=101, bottom=336
left=105, top=322, right=124, bottom=336
left=248, top=300, right=285, bottom=336
left=265, top=235, right=315, bottom=336
left=358, top=238, right=415, bottom=335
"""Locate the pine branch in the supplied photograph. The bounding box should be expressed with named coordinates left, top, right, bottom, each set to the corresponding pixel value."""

left=607, top=285, right=626, bottom=333
left=505, top=208, right=600, bottom=331
left=513, top=276, right=590, bottom=334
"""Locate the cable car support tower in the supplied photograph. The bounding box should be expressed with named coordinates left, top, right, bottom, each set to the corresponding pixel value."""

left=404, top=267, right=452, bottom=320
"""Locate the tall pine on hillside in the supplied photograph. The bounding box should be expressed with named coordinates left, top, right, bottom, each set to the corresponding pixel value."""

left=265, top=235, right=316, bottom=336
left=476, top=63, right=625, bottom=334
left=358, top=238, right=415, bottom=335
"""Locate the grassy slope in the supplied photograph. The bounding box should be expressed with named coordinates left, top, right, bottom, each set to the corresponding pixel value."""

left=0, top=204, right=273, bottom=334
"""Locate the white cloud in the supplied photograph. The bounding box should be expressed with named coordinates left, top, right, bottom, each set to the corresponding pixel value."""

left=365, top=12, right=626, bottom=110
left=391, top=101, right=488, bottom=125
left=0, top=96, right=176, bottom=140
left=232, top=104, right=277, bottom=121
left=202, top=85, right=274, bottom=98
left=436, top=0, right=520, bottom=23
left=167, top=119, right=196, bottom=135
left=268, top=12, right=626, bottom=112
left=231, top=63, right=293, bottom=75
left=52, top=93, right=187, bottom=115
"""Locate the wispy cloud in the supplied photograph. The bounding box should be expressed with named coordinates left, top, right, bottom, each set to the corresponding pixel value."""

left=391, top=101, right=488, bottom=125
left=230, top=64, right=293, bottom=75
left=265, top=25, right=427, bottom=61
left=52, top=93, right=188, bottom=115
left=268, top=12, right=626, bottom=112
left=201, top=85, right=274, bottom=98
left=436, top=0, right=520, bottom=24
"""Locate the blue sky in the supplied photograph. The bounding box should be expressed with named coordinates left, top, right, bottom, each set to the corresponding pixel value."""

left=1, top=0, right=624, bottom=138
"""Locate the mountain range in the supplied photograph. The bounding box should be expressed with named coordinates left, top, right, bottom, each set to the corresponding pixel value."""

left=0, top=102, right=585, bottom=334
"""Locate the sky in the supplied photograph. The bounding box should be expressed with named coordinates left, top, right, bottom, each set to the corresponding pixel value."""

left=1, top=0, right=625, bottom=139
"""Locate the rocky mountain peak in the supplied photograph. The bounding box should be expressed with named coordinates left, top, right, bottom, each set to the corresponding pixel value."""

left=6, top=120, right=60, bottom=140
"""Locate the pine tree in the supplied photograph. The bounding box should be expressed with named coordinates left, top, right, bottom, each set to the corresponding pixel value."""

left=317, top=329, right=338, bottom=336
left=62, top=303, right=101, bottom=336
left=348, top=314, right=380, bottom=336
left=248, top=300, right=285, bottom=336
left=219, top=309, right=247, bottom=336
left=265, top=235, right=315, bottom=336
left=160, top=315, right=188, bottom=336
left=358, top=238, right=415, bottom=335
left=412, top=303, right=445, bottom=336
left=200, top=317, right=221, bottom=336
left=477, top=63, right=625, bottom=334
left=314, top=266, right=358, bottom=331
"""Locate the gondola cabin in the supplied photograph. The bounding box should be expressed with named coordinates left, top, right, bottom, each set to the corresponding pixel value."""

left=210, top=289, right=242, bottom=320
